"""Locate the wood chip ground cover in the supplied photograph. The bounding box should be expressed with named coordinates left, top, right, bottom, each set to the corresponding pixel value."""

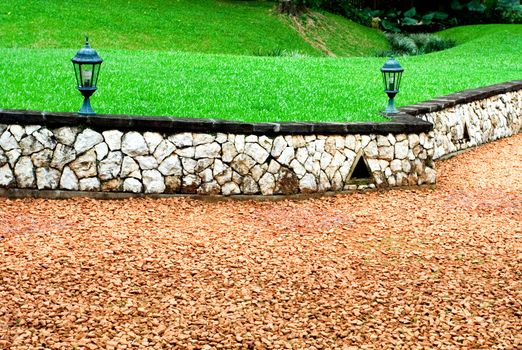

left=0, top=135, right=521, bottom=349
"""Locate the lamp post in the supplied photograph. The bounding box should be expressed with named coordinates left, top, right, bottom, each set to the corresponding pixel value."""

left=381, top=56, right=404, bottom=115
left=72, top=37, right=103, bottom=115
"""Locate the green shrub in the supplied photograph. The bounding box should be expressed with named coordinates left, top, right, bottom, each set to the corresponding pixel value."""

left=252, top=48, right=307, bottom=57
left=282, top=1, right=522, bottom=30
left=496, top=0, right=522, bottom=23
left=410, top=33, right=457, bottom=53
left=385, top=33, right=418, bottom=55
left=382, top=32, right=456, bottom=56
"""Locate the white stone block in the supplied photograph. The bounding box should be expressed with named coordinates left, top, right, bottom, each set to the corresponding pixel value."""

left=193, top=133, right=215, bottom=146
left=136, top=155, right=158, bottom=170
left=395, top=140, right=409, bottom=159
left=36, top=167, right=60, bottom=190
left=271, top=136, right=287, bottom=158
left=142, top=169, right=165, bottom=193
left=195, top=142, right=220, bottom=159
left=53, top=127, right=79, bottom=146
left=70, top=149, right=97, bottom=178
left=169, top=132, right=193, bottom=148
left=0, top=131, right=19, bottom=151
left=123, top=178, right=143, bottom=193
left=74, top=129, right=104, bottom=155
left=0, top=163, right=14, bottom=187
left=95, top=142, right=109, bottom=161
left=79, top=177, right=100, bottom=191
left=149, top=140, right=173, bottom=165
left=222, top=182, right=241, bottom=196
left=158, top=155, right=182, bottom=176
left=60, top=166, right=79, bottom=191
left=143, top=132, right=163, bottom=153
left=244, top=142, right=269, bottom=164
left=299, top=173, right=317, bottom=193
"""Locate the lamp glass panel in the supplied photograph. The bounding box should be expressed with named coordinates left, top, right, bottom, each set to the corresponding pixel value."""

left=382, top=72, right=392, bottom=91
left=81, top=64, right=95, bottom=87
left=389, top=73, right=397, bottom=91
left=382, top=72, right=390, bottom=90
left=91, top=63, right=101, bottom=87
left=73, top=63, right=81, bottom=87
left=383, top=71, right=403, bottom=91
left=394, top=72, right=403, bottom=91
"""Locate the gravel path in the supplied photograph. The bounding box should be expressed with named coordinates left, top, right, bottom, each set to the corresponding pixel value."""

left=1, top=135, right=521, bottom=349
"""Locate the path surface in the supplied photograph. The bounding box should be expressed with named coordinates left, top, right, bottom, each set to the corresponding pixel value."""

left=0, top=135, right=521, bottom=349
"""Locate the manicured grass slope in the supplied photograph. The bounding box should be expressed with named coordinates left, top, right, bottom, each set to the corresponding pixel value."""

left=0, top=0, right=386, bottom=57
left=0, top=0, right=520, bottom=123
left=437, top=23, right=522, bottom=44
left=0, top=0, right=316, bottom=55
left=318, top=12, right=388, bottom=56
left=0, top=48, right=389, bottom=122
left=281, top=11, right=388, bottom=57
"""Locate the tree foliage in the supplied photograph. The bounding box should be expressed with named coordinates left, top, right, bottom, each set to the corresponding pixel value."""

left=275, top=0, right=522, bottom=29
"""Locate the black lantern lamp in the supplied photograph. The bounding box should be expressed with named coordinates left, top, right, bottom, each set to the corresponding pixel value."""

left=381, top=56, right=404, bottom=115
left=72, top=37, right=103, bottom=115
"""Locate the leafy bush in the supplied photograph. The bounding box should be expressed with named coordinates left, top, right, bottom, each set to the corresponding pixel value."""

left=410, top=33, right=457, bottom=53
left=331, top=6, right=452, bottom=33
left=276, top=1, right=522, bottom=29
left=449, top=0, right=522, bottom=24
left=384, top=33, right=418, bottom=55
left=252, top=48, right=307, bottom=57
left=382, top=32, right=456, bottom=56
left=495, top=0, right=522, bottom=22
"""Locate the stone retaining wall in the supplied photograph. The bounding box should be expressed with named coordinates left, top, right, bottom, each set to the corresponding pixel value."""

left=0, top=123, right=435, bottom=196
left=0, top=80, right=520, bottom=197
left=402, top=81, right=522, bottom=159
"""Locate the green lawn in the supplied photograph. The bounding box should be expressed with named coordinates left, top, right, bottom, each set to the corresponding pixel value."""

left=279, top=11, right=389, bottom=57
left=0, top=0, right=521, bottom=123
left=437, top=23, right=522, bottom=44
left=0, top=0, right=385, bottom=57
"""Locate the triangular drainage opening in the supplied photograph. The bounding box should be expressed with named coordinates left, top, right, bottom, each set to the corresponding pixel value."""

left=347, top=153, right=375, bottom=184
left=457, top=122, right=471, bottom=145
left=462, top=123, right=470, bottom=143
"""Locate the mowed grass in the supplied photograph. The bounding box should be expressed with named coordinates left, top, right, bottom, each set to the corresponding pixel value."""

left=0, top=0, right=520, bottom=123
left=0, top=0, right=385, bottom=57
left=0, top=0, right=316, bottom=55
left=280, top=11, right=389, bottom=57
left=318, top=12, right=388, bottom=56
left=437, top=23, right=522, bottom=44
left=0, top=47, right=390, bottom=122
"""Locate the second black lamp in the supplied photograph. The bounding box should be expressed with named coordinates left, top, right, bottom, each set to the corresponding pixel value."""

left=72, top=37, right=103, bottom=115
left=381, top=56, right=404, bottom=115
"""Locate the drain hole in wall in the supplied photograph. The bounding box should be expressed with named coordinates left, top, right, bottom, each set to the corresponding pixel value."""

left=458, top=122, right=471, bottom=145
left=346, top=153, right=374, bottom=184
left=462, top=123, right=470, bottom=143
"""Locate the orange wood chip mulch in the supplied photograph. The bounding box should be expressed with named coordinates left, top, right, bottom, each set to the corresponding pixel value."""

left=0, top=134, right=521, bottom=349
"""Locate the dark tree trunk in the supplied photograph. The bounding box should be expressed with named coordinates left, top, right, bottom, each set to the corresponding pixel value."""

left=277, top=0, right=305, bottom=16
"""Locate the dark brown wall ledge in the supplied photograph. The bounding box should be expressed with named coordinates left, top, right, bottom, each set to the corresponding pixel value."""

left=0, top=109, right=432, bottom=136
left=399, top=80, right=522, bottom=116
